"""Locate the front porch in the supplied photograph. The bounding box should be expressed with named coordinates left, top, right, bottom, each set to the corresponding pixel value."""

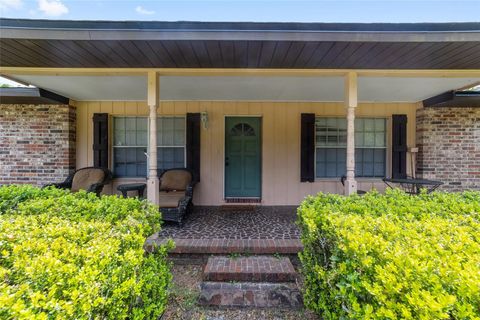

left=1, top=19, right=479, bottom=203
left=145, top=206, right=303, bottom=259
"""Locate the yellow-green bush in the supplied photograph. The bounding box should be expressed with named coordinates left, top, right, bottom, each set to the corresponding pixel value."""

left=297, top=189, right=480, bottom=320
left=0, top=185, right=172, bottom=320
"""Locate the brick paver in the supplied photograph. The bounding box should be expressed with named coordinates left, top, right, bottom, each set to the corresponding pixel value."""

left=198, top=282, right=302, bottom=309
left=204, top=256, right=296, bottom=282
left=157, top=206, right=300, bottom=240
left=145, top=236, right=303, bottom=254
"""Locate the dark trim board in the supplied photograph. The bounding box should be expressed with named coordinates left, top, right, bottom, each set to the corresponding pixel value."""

left=423, top=91, right=480, bottom=108
left=0, top=87, right=69, bottom=104
left=38, top=88, right=70, bottom=104
left=423, top=91, right=455, bottom=107
left=2, top=19, right=480, bottom=32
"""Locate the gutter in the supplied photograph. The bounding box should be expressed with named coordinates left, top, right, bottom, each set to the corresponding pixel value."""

left=1, top=19, right=480, bottom=42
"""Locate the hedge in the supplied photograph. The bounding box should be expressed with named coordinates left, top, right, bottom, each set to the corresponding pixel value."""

left=297, top=189, right=480, bottom=320
left=0, top=185, right=172, bottom=320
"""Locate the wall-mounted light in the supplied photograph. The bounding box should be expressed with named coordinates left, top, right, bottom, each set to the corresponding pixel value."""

left=201, top=111, right=208, bottom=129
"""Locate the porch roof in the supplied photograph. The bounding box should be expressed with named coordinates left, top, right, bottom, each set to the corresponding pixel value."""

left=0, top=87, right=69, bottom=104
left=423, top=90, right=480, bottom=107
left=1, top=19, right=480, bottom=69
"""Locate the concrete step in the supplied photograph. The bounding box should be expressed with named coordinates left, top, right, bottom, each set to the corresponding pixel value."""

left=198, top=281, right=303, bottom=309
left=204, top=256, right=297, bottom=282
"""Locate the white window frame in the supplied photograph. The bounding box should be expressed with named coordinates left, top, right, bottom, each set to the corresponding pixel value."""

left=154, top=116, right=187, bottom=173
left=112, top=116, right=148, bottom=178
left=314, top=116, right=387, bottom=179
left=112, top=115, right=187, bottom=178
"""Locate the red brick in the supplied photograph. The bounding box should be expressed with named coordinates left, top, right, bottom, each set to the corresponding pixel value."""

left=204, top=256, right=296, bottom=282
left=0, top=104, right=76, bottom=185
left=168, top=238, right=302, bottom=255
left=416, top=107, right=480, bottom=191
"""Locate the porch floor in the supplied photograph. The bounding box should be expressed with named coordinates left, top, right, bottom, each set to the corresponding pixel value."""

left=146, top=206, right=303, bottom=256
left=160, top=206, right=300, bottom=239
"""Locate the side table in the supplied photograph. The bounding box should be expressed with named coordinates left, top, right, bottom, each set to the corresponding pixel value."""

left=117, top=183, right=147, bottom=199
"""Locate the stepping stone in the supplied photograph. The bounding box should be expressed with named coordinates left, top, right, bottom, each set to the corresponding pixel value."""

left=198, top=282, right=303, bottom=309
left=204, top=256, right=296, bottom=282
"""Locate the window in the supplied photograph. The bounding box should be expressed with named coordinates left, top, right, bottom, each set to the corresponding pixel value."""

left=230, top=123, right=256, bottom=136
left=315, top=117, right=386, bottom=178
left=354, top=118, right=386, bottom=177
left=113, top=117, right=148, bottom=177
left=113, top=116, right=185, bottom=177
left=156, top=117, right=185, bottom=172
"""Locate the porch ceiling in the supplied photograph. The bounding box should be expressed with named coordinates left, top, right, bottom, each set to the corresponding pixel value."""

left=6, top=74, right=480, bottom=103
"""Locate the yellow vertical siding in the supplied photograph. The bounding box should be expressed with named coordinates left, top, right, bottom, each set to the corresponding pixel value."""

left=76, top=101, right=417, bottom=205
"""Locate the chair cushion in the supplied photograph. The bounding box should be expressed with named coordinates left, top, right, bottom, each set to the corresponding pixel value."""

left=160, top=170, right=192, bottom=191
left=71, top=168, right=105, bottom=192
left=158, top=191, right=186, bottom=208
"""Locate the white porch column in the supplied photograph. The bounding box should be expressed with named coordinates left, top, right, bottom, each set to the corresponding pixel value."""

left=344, top=72, right=358, bottom=195
left=146, top=71, right=160, bottom=205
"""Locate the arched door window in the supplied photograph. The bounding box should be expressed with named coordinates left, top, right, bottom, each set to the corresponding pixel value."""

left=230, top=123, right=256, bottom=136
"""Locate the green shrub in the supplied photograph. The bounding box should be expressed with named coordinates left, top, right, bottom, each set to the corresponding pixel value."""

left=0, top=185, right=172, bottom=320
left=297, top=189, right=480, bottom=320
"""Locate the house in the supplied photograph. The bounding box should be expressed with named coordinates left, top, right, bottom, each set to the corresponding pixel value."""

left=1, top=19, right=479, bottom=207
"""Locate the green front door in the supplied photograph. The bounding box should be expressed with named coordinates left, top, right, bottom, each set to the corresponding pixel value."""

left=225, top=117, right=261, bottom=198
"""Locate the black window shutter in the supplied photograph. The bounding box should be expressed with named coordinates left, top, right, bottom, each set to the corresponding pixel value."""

left=93, top=113, right=109, bottom=168
left=301, top=113, right=315, bottom=182
left=186, top=113, right=201, bottom=182
left=392, top=114, right=407, bottom=179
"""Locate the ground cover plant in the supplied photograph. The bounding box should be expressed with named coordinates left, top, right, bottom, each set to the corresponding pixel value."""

left=297, top=189, right=480, bottom=319
left=0, top=185, right=172, bottom=319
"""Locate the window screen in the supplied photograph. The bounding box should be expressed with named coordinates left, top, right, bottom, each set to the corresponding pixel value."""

left=315, top=117, right=386, bottom=178
left=156, top=117, right=185, bottom=172
left=113, top=116, right=185, bottom=177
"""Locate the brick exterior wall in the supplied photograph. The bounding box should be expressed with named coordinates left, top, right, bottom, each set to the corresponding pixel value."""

left=416, top=106, right=480, bottom=191
left=0, top=104, right=76, bottom=186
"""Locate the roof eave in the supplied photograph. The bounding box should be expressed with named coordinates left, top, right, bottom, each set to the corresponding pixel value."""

left=0, top=87, right=70, bottom=104
left=423, top=90, right=480, bottom=107
left=1, top=19, right=480, bottom=42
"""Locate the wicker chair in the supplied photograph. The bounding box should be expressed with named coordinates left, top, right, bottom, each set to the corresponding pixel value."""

left=159, top=168, right=196, bottom=226
left=44, top=167, right=112, bottom=196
